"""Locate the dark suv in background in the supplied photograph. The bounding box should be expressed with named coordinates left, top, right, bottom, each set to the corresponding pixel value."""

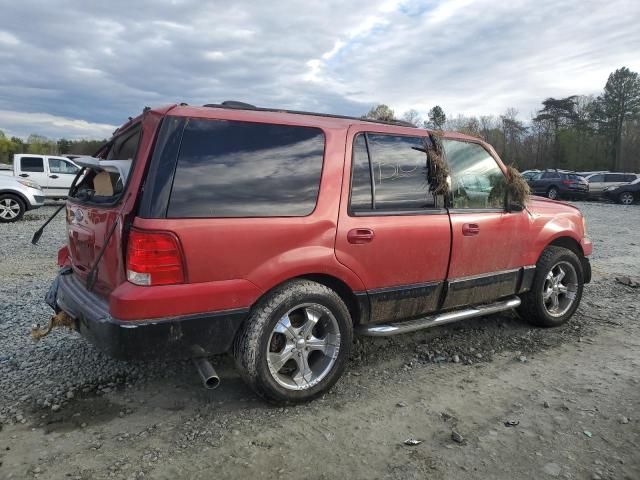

left=527, top=170, right=589, bottom=200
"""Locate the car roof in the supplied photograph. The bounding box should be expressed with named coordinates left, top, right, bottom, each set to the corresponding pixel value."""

left=145, top=102, right=484, bottom=144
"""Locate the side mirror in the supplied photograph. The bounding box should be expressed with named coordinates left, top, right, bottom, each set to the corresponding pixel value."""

left=507, top=201, right=524, bottom=212
left=504, top=189, right=524, bottom=212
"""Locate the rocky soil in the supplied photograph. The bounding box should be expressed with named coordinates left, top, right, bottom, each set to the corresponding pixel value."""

left=0, top=201, right=638, bottom=479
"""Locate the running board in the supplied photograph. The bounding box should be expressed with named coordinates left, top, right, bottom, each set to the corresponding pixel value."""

left=356, top=296, right=521, bottom=337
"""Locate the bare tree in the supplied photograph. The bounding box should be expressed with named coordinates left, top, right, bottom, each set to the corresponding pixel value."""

left=401, top=109, right=422, bottom=127
left=363, top=104, right=395, bottom=122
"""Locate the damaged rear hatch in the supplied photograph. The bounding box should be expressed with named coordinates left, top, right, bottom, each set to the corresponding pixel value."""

left=63, top=112, right=163, bottom=298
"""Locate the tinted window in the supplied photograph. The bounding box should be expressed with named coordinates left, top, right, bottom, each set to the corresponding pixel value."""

left=443, top=139, right=506, bottom=209
left=21, top=157, right=44, bottom=172
left=588, top=174, right=604, bottom=182
left=624, top=174, right=637, bottom=182
left=367, top=133, right=434, bottom=209
left=107, top=127, right=141, bottom=160
left=542, top=172, right=560, bottom=179
left=48, top=158, right=79, bottom=174
left=605, top=174, right=626, bottom=182
left=168, top=119, right=325, bottom=218
left=350, top=134, right=373, bottom=211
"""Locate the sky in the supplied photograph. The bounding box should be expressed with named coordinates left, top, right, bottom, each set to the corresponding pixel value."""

left=0, top=0, right=639, bottom=139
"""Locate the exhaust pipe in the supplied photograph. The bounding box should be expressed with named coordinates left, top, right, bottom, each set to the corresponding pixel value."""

left=193, top=357, right=220, bottom=390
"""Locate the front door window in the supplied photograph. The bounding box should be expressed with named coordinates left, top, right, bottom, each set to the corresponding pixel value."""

left=442, top=140, right=506, bottom=209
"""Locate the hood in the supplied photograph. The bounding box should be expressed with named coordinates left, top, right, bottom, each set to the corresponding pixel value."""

left=526, top=195, right=581, bottom=215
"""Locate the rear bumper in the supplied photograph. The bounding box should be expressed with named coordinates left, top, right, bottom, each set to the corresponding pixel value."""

left=48, top=271, right=248, bottom=360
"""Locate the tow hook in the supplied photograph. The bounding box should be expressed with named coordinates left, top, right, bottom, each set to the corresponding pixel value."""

left=31, top=311, right=77, bottom=341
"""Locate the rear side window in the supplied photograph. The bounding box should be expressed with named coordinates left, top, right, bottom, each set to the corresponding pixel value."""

left=21, top=157, right=44, bottom=172
left=625, top=174, right=636, bottom=182
left=542, top=172, right=560, bottom=179
left=588, top=174, right=604, bottom=182
left=167, top=119, right=325, bottom=218
left=605, top=173, right=626, bottom=182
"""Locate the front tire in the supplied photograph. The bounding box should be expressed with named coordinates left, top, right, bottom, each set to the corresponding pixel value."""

left=234, top=280, right=353, bottom=404
left=518, top=246, right=584, bottom=327
left=0, top=194, right=25, bottom=223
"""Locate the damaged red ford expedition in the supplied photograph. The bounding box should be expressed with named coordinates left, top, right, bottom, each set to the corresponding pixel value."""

left=44, top=101, right=592, bottom=403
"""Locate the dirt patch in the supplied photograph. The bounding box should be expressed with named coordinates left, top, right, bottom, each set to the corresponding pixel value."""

left=0, top=202, right=638, bottom=479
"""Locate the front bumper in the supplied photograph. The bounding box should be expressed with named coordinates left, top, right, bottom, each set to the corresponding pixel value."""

left=21, top=186, right=46, bottom=210
left=47, top=270, right=248, bottom=360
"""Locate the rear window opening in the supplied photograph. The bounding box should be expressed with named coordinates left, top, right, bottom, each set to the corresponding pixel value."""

left=70, top=125, right=141, bottom=205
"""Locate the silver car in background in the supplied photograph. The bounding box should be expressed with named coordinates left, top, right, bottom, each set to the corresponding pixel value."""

left=0, top=175, right=46, bottom=222
left=585, top=172, right=639, bottom=198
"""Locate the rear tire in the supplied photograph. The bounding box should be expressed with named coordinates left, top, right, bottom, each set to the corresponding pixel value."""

left=517, top=246, right=584, bottom=327
left=0, top=194, right=25, bottom=223
left=619, top=192, right=634, bottom=205
left=234, top=280, right=353, bottom=404
left=547, top=187, right=559, bottom=200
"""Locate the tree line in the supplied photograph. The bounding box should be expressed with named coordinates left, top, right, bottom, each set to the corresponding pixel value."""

left=1, top=66, right=638, bottom=172
left=0, top=132, right=105, bottom=164
left=364, top=66, right=640, bottom=173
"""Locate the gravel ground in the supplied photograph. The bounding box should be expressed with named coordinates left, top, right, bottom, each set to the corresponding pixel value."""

left=0, top=201, right=638, bottom=479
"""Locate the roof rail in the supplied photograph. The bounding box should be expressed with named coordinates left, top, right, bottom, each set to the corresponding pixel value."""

left=202, top=101, right=419, bottom=128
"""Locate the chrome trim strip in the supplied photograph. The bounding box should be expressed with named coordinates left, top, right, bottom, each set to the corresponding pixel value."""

left=356, top=296, right=521, bottom=337
left=448, top=268, right=522, bottom=284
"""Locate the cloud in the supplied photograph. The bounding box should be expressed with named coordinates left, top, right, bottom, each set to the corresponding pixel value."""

left=0, top=110, right=116, bottom=139
left=0, top=0, right=638, bottom=138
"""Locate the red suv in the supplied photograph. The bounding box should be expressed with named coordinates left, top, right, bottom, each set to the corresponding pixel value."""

left=46, top=102, right=592, bottom=403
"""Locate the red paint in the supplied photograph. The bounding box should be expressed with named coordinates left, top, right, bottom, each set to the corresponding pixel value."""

left=60, top=105, right=591, bottom=322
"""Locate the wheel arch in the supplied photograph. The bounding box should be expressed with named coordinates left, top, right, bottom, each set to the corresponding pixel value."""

left=249, top=273, right=367, bottom=326
left=548, top=236, right=584, bottom=257
left=0, top=190, right=28, bottom=209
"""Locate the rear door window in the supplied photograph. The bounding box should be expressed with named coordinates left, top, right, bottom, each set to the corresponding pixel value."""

left=167, top=119, right=325, bottom=218
left=588, top=174, right=604, bottom=182
left=349, top=133, right=436, bottom=213
left=542, top=172, right=560, bottom=179
left=21, top=157, right=44, bottom=172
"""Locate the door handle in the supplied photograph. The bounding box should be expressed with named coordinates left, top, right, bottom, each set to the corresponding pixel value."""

left=347, top=228, right=375, bottom=244
left=49, top=175, right=59, bottom=179
left=19, top=173, right=29, bottom=177
left=462, top=223, right=480, bottom=236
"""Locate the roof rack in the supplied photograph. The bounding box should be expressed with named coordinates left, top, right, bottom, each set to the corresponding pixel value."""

left=202, top=101, right=419, bottom=128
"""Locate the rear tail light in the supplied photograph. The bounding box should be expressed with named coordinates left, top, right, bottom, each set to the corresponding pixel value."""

left=126, top=229, right=185, bottom=286
left=562, top=180, right=572, bottom=185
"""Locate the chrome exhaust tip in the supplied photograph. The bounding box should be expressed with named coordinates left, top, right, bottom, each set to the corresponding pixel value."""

left=193, top=357, right=220, bottom=390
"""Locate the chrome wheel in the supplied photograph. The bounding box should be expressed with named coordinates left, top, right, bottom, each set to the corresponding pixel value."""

left=0, top=198, right=21, bottom=220
left=542, top=261, right=578, bottom=317
left=620, top=192, right=634, bottom=205
left=267, top=303, right=341, bottom=391
left=547, top=187, right=558, bottom=200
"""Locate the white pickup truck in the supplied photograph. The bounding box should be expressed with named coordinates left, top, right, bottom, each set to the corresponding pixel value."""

left=0, top=154, right=80, bottom=198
